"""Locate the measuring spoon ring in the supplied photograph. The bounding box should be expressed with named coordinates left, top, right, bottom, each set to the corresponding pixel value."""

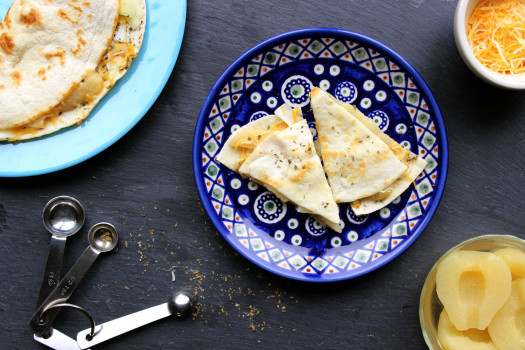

left=35, top=196, right=85, bottom=310
left=29, top=222, right=119, bottom=337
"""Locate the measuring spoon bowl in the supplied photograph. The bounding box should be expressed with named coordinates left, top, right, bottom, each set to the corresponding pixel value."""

left=35, top=196, right=85, bottom=311
left=43, top=196, right=85, bottom=237
left=29, top=222, right=118, bottom=337
left=88, top=222, right=118, bottom=252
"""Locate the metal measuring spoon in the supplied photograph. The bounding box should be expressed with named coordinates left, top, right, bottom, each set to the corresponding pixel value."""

left=35, top=196, right=85, bottom=309
left=29, top=222, right=118, bottom=337
left=76, top=291, right=194, bottom=349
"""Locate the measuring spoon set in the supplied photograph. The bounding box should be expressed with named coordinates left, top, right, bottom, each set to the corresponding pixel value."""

left=29, top=196, right=194, bottom=349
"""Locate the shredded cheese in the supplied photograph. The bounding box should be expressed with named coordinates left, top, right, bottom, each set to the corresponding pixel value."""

left=404, top=174, right=417, bottom=188
left=292, top=108, right=298, bottom=124
left=467, top=0, right=525, bottom=74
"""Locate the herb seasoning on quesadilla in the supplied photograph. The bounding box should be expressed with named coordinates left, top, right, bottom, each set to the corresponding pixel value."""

left=310, top=87, right=409, bottom=203
left=310, top=87, right=427, bottom=216
left=239, top=119, right=341, bottom=232
left=217, top=107, right=341, bottom=232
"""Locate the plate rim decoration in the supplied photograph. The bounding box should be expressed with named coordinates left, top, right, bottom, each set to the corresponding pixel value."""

left=0, top=0, right=187, bottom=177
left=193, top=27, right=448, bottom=282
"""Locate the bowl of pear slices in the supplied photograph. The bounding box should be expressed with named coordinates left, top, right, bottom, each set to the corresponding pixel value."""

left=419, top=234, right=525, bottom=350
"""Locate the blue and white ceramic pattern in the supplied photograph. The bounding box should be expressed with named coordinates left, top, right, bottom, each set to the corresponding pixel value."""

left=193, top=28, right=448, bottom=282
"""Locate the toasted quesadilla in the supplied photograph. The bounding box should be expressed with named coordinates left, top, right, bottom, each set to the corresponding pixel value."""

left=310, top=87, right=428, bottom=215
left=310, top=87, right=409, bottom=204
left=239, top=119, right=341, bottom=231
left=327, top=89, right=428, bottom=215
left=0, top=0, right=146, bottom=141
left=217, top=105, right=304, bottom=172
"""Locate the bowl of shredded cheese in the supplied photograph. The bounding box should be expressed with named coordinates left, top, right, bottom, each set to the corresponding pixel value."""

left=455, top=0, right=525, bottom=89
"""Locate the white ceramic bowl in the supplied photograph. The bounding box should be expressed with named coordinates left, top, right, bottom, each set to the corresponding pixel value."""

left=454, top=0, right=525, bottom=89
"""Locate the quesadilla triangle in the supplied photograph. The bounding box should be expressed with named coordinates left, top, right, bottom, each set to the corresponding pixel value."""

left=0, top=0, right=146, bottom=141
left=216, top=115, right=290, bottom=172
left=310, top=87, right=408, bottom=204
left=216, top=105, right=304, bottom=172
left=324, top=89, right=429, bottom=216
left=239, top=119, right=341, bottom=232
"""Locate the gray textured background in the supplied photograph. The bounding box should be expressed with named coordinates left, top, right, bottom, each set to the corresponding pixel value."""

left=1, top=0, right=524, bottom=349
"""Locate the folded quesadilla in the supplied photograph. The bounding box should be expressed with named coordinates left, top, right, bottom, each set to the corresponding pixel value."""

left=350, top=154, right=427, bottom=215
left=239, top=119, right=341, bottom=231
left=310, top=87, right=427, bottom=215
left=216, top=114, right=290, bottom=172
left=0, top=0, right=146, bottom=141
left=310, top=87, right=408, bottom=203
left=217, top=105, right=305, bottom=171
left=341, top=101, right=427, bottom=215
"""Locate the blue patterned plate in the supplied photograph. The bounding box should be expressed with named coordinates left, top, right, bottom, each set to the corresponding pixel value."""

left=193, top=28, right=448, bottom=282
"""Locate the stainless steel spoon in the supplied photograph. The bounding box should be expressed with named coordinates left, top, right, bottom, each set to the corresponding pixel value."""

left=35, top=196, right=85, bottom=309
left=29, top=222, right=119, bottom=337
left=76, top=291, right=194, bottom=349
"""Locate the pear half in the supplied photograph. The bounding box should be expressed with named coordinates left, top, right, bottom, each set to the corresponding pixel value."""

left=438, top=310, right=498, bottom=350
left=436, top=250, right=512, bottom=330
left=488, top=278, right=525, bottom=350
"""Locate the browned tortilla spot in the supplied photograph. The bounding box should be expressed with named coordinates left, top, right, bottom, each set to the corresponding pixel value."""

left=0, top=9, right=13, bottom=30
left=71, top=29, right=87, bottom=55
left=45, top=48, right=66, bottom=65
left=20, top=8, right=41, bottom=27
left=11, top=71, right=21, bottom=86
left=57, top=9, right=77, bottom=24
left=68, top=3, right=83, bottom=13
left=0, top=33, right=15, bottom=54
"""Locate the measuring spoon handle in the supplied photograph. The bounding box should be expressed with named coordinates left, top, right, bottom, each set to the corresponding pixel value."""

left=76, top=303, right=172, bottom=349
left=29, top=246, right=100, bottom=336
left=34, top=235, right=67, bottom=310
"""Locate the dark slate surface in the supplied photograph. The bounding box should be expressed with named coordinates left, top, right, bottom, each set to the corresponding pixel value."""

left=1, top=0, right=524, bottom=349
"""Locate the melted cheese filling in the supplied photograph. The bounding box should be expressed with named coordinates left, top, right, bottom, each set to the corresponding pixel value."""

left=231, top=122, right=289, bottom=161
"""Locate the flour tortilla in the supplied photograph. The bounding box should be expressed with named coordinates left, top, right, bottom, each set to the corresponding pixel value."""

left=310, top=87, right=408, bottom=203
left=216, top=115, right=288, bottom=172
left=351, top=155, right=427, bottom=215
left=239, top=119, right=341, bottom=231
left=326, top=89, right=428, bottom=215
left=0, top=0, right=146, bottom=141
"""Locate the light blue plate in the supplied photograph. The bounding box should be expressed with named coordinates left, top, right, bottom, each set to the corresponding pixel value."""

left=0, top=0, right=186, bottom=177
